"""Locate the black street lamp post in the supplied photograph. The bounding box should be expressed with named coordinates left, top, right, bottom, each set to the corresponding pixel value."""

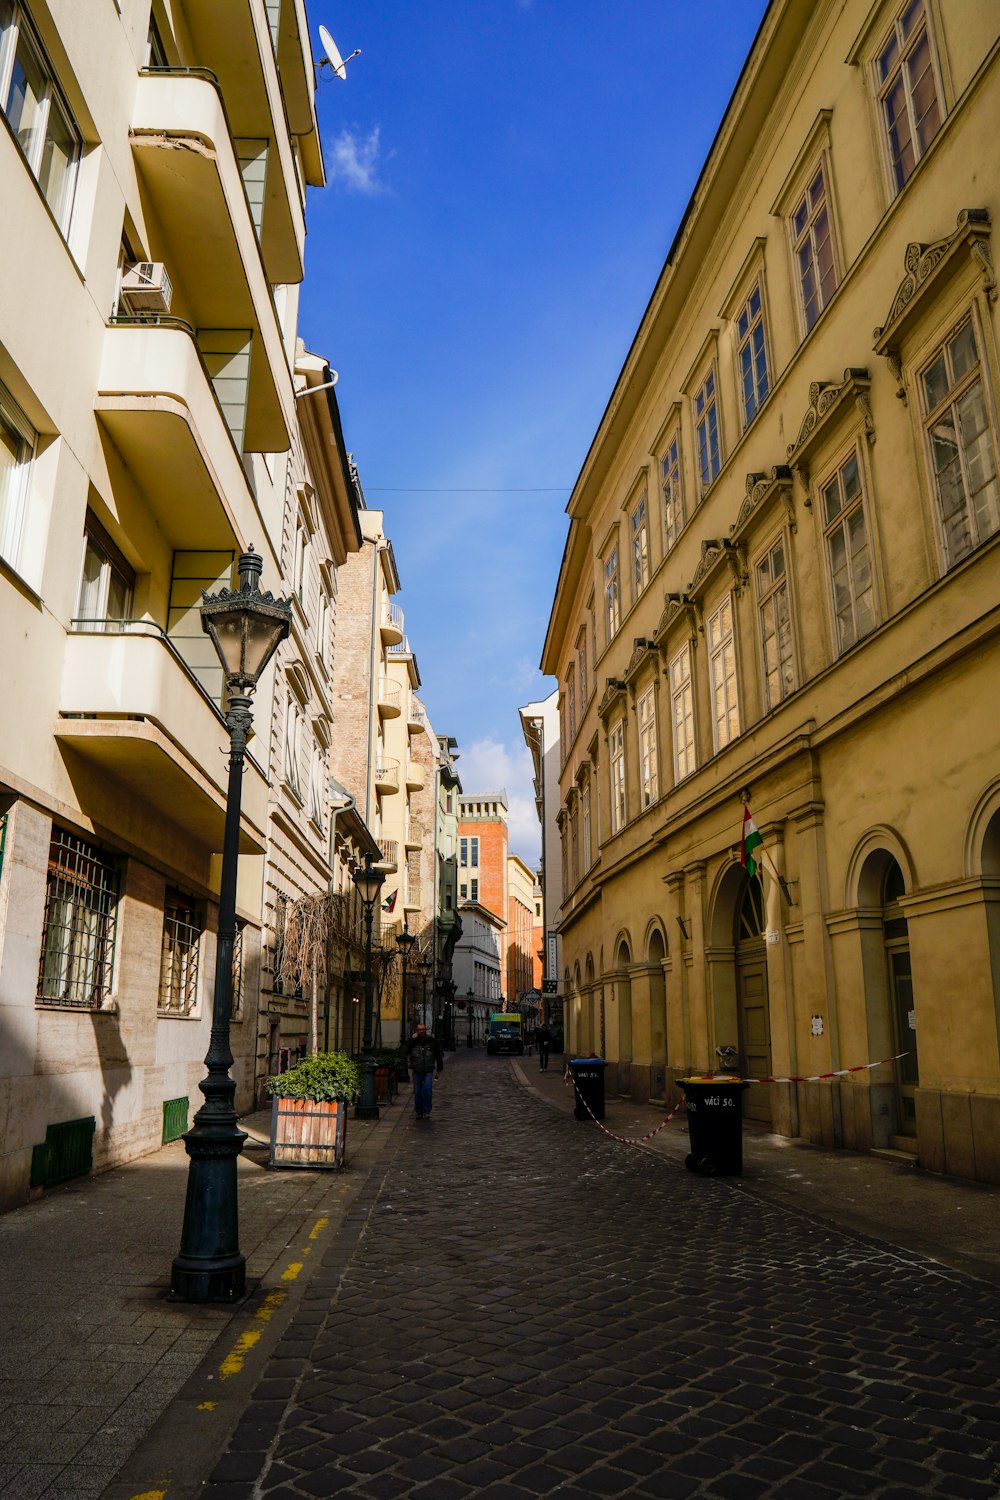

left=419, top=952, right=432, bottom=1027
left=171, top=547, right=292, bottom=1303
left=466, top=986, right=475, bottom=1047
left=395, top=924, right=416, bottom=1079
left=353, top=859, right=385, bottom=1120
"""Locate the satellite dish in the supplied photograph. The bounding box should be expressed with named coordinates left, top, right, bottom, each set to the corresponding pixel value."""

left=317, top=25, right=360, bottom=80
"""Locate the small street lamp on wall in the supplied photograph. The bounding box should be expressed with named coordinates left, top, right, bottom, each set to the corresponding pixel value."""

left=171, top=547, right=291, bottom=1303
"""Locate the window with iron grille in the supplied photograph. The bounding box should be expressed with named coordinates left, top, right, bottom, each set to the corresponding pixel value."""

left=37, top=829, right=120, bottom=1009
left=158, top=888, right=203, bottom=1016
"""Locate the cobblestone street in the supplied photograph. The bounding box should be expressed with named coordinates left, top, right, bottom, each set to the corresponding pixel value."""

left=116, top=1051, right=1000, bottom=1500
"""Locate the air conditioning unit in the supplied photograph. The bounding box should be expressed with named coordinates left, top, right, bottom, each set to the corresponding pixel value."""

left=121, top=261, right=173, bottom=314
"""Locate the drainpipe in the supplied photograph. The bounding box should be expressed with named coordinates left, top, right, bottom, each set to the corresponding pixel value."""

left=365, top=539, right=381, bottom=828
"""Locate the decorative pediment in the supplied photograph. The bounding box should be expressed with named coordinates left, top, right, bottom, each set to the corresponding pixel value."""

left=597, top=677, right=628, bottom=722
left=873, top=210, right=994, bottom=398
left=652, top=592, right=698, bottom=647
left=688, top=537, right=747, bottom=598
left=730, top=465, right=795, bottom=539
left=623, top=637, right=657, bottom=685
left=786, top=369, right=873, bottom=479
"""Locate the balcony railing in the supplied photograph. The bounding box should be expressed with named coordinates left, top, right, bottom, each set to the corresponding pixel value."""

left=374, top=759, right=399, bottom=793
left=404, top=879, right=422, bottom=910
left=405, top=760, right=427, bottom=792
left=377, top=838, right=399, bottom=870
left=377, top=678, right=401, bottom=717
left=387, top=634, right=412, bottom=657
left=380, top=600, right=404, bottom=644
left=407, top=698, right=429, bottom=735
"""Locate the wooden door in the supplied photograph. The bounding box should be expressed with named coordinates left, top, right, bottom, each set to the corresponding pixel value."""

left=737, top=955, right=772, bottom=1124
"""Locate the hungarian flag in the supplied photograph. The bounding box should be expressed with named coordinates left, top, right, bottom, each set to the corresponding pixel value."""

left=741, top=806, right=764, bottom=880
left=381, top=889, right=397, bottom=912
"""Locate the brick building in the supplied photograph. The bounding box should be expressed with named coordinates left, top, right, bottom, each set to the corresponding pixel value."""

left=457, top=792, right=508, bottom=981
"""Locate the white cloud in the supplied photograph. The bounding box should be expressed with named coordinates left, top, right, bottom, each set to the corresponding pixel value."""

left=458, top=735, right=540, bottom=868
left=329, top=126, right=385, bottom=194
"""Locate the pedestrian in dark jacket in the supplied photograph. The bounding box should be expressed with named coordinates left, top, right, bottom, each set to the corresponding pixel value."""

left=406, top=1022, right=443, bottom=1118
left=537, top=1022, right=552, bottom=1071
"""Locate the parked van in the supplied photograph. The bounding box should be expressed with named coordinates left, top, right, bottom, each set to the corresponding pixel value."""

left=486, top=1013, right=523, bottom=1056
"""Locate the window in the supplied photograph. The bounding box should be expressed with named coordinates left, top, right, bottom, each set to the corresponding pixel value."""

left=77, top=515, right=135, bottom=625
left=159, top=889, right=203, bottom=1016
left=145, top=11, right=168, bottom=67
left=293, top=516, right=306, bottom=605
left=309, top=748, right=325, bottom=830
left=821, top=452, right=877, bottom=651
left=566, top=669, right=576, bottom=743
left=570, top=802, right=579, bottom=887
left=460, top=882, right=467, bottom=900
left=660, top=431, right=684, bottom=551
left=581, top=780, right=592, bottom=871
left=604, top=546, right=620, bottom=639
left=37, top=828, right=119, bottom=1009
left=694, top=367, right=722, bottom=493
left=283, top=697, right=302, bottom=794
left=630, top=491, right=649, bottom=596
left=756, top=538, right=796, bottom=709
left=609, top=720, right=626, bottom=835
left=469, top=836, right=479, bottom=868
left=669, top=645, right=695, bottom=782
left=792, top=165, right=837, bottom=331
left=736, top=282, right=769, bottom=427
left=316, top=591, right=330, bottom=667
left=577, top=629, right=588, bottom=708
left=637, top=687, right=658, bottom=808
left=589, top=595, right=597, bottom=676
left=876, top=0, right=942, bottom=194
left=920, top=319, right=1000, bottom=568
left=470, top=878, right=478, bottom=902
left=0, top=376, right=33, bottom=567
left=0, top=1, right=80, bottom=231
left=707, top=597, right=740, bottom=751
left=460, top=836, right=468, bottom=866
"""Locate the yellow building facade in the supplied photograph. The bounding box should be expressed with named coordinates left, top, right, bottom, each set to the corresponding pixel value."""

left=541, top=0, right=1000, bottom=1183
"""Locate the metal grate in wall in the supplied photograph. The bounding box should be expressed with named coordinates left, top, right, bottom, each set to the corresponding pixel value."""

left=162, top=1097, right=189, bottom=1144
left=30, top=1117, right=96, bottom=1188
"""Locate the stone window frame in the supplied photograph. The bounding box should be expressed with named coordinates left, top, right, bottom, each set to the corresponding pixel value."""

left=668, top=640, right=696, bottom=785
left=816, top=437, right=881, bottom=659
left=752, top=529, right=798, bottom=712
left=635, top=681, right=659, bottom=811
left=770, top=112, right=843, bottom=342
left=608, top=716, right=627, bottom=836
left=719, top=240, right=774, bottom=435
left=846, top=0, right=950, bottom=210
left=705, top=591, right=741, bottom=754
left=683, top=330, right=726, bottom=501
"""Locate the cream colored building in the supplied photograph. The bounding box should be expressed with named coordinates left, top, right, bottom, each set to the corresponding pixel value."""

left=542, top=0, right=1000, bottom=1183
left=327, top=510, right=438, bottom=1048
left=0, top=0, right=322, bottom=1209
left=255, top=346, right=371, bottom=1093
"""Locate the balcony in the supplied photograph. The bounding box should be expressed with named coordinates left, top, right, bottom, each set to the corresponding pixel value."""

left=387, top=634, right=413, bottom=658
left=406, top=761, right=427, bottom=792
left=377, top=838, right=399, bottom=872
left=404, top=821, right=423, bottom=851
left=374, top=759, right=399, bottom=795
left=130, top=70, right=294, bottom=452
left=94, top=322, right=263, bottom=554
left=404, top=879, right=422, bottom=912
left=166, top=8, right=306, bottom=281
left=407, top=699, right=429, bottom=736
left=380, top=600, right=404, bottom=645
left=377, top=678, right=401, bottom=719
left=55, top=624, right=267, bottom=853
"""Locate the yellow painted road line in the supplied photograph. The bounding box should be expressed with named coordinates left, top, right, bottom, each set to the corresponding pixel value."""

left=217, top=1289, right=287, bottom=1379
left=282, top=1261, right=304, bottom=1282
left=309, top=1216, right=329, bottom=1239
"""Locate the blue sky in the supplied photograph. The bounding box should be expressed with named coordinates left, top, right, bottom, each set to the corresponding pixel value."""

left=299, top=0, right=769, bottom=863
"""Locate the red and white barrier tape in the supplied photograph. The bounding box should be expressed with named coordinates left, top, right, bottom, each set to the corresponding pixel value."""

left=562, top=1050, right=913, bottom=1148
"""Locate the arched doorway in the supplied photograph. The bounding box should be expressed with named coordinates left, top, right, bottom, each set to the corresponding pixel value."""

left=882, top=858, right=917, bottom=1135
left=616, top=938, right=632, bottom=1093
left=735, top=875, right=772, bottom=1123
left=647, top=927, right=667, bottom=1097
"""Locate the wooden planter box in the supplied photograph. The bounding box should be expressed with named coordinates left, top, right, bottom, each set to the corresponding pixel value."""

left=269, top=1096, right=347, bottom=1169
left=374, top=1065, right=396, bottom=1104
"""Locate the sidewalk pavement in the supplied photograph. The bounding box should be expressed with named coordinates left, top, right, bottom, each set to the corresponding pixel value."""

left=513, top=1056, right=1000, bottom=1289
left=0, top=1089, right=410, bottom=1500
left=2, top=1056, right=998, bottom=1499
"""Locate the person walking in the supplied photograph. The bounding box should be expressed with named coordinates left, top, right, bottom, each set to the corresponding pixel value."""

left=537, top=1021, right=552, bottom=1072
left=406, top=1022, right=443, bottom=1119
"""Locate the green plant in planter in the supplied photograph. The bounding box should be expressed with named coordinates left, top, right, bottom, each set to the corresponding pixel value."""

left=267, top=1051, right=361, bottom=1104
